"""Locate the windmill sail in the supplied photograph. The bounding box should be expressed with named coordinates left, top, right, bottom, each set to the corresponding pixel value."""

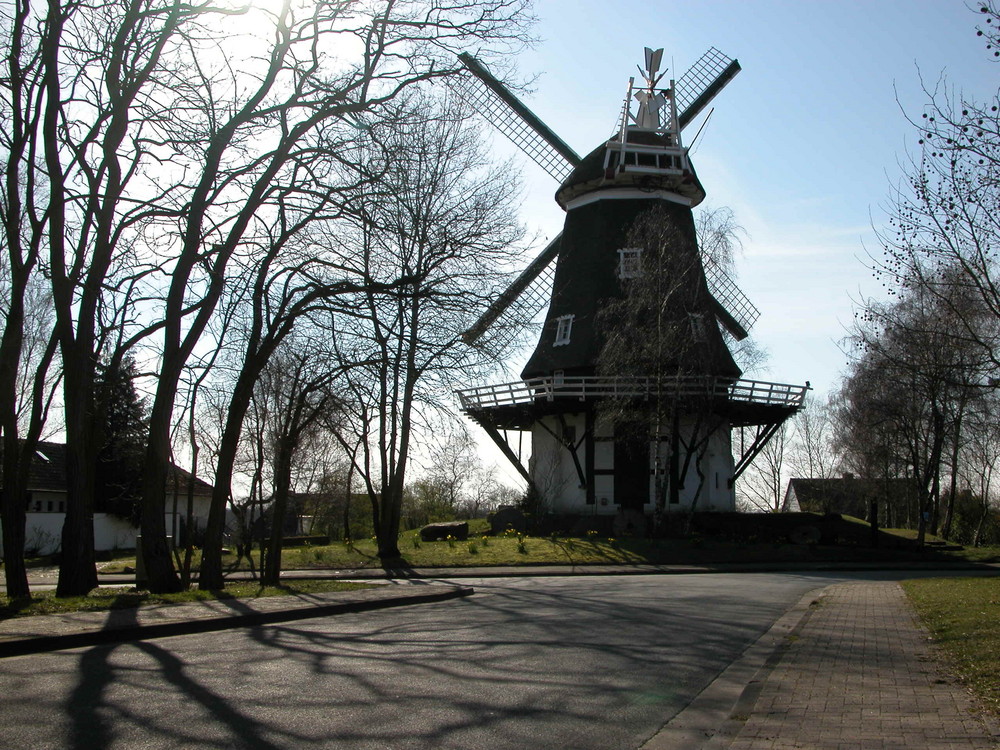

left=462, top=235, right=561, bottom=344
left=454, top=53, right=581, bottom=182
left=702, top=260, right=760, bottom=340
left=675, top=47, right=742, bottom=130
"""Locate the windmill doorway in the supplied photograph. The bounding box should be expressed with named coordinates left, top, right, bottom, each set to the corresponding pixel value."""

left=614, top=429, right=650, bottom=512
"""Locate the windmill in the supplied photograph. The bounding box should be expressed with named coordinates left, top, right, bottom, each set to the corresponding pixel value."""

left=453, top=47, right=807, bottom=520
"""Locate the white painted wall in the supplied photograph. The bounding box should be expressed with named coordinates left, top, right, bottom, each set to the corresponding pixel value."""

left=528, top=411, right=737, bottom=515
left=529, top=413, right=584, bottom=513
left=0, top=497, right=214, bottom=556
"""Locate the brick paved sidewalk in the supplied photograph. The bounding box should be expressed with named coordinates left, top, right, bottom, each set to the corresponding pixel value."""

left=729, top=582, right=1000, bottom=749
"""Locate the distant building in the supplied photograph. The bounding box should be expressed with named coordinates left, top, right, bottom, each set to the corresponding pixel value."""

left=0, top=440, right=214, bottom=556
left=783, top=474, right=913, bottom=521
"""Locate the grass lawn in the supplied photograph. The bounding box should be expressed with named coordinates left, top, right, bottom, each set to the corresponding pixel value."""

left=943, top=545, right=1000, bottom=563
left=902, top=577, right=1000, bottom=717
left=0, top=579, right=373, bottom=620
left=11, top=515, right=997, bottom=581
left=99, top=526, right=659, bottom=572
left=87, top=516, right=994, bottom=574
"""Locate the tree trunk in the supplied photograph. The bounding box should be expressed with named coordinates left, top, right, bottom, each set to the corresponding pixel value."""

left=929, top=462, right=941, bottom=537
left=377, top=465, right=404, bottom=560
left=1, top=440, right=31, bottom=598
left=668, top=409, right=680, bottom=509
left=56, top=364, right=98, bottom=597
left=139, top=397, right=182, bottom=593
left=262, top=437, right=295, bottom=586
left=972, top=500, right=988, bottom=547
left=942, top=413, right=962, bottom=540
left=343, top=467, right=354, bottom=542
left=200, top=388, right=254, bottom=589
left=869, top=496, right=879, bottom=548
left=181, top=444, right=198, bottom=587
left=0, top=293, right=30, bottom=598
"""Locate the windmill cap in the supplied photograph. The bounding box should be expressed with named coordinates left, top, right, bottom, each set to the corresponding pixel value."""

left=555, top=129, right=706, bottom=209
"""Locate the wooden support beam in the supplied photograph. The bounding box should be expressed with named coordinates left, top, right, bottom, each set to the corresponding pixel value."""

left=479, top=421, right=534, bottom=489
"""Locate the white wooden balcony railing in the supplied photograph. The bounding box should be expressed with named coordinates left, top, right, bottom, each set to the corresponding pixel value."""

left=456, top=375, right=807, bottom=412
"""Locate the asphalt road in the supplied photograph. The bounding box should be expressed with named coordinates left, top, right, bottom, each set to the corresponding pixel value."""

left=0, top=572, right=886, bottom=749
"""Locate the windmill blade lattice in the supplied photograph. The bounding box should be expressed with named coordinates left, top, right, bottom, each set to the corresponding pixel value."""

left=463, top=235, right=560, bottom=344
left=703, top=258, right=760, bottom=340
left=675, top=47, right=741, bottom=130
left=511, top=257, right=556, bottom=321
left=451, top=54, right=581, bottom=183
left=470, top=261, right=555, bottom=352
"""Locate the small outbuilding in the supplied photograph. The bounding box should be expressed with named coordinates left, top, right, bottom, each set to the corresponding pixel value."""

left=0, top=441, right=214, bottom=556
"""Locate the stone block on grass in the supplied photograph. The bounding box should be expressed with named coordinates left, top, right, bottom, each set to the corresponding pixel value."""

left=419, top=521, right=469, bottom=542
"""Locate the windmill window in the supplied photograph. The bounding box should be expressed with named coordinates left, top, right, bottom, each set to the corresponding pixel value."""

left=618, top=248, right=643, bottom=279
left=554, top=315, right=574, bottom=346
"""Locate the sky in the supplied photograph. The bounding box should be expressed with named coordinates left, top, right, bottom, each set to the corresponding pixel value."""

left=464, top=0, right=998, bottom=484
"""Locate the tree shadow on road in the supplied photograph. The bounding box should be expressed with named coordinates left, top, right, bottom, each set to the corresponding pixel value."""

left=65, top=602, right=306, bottom=750
left=52, top=574, right=832, bottom=749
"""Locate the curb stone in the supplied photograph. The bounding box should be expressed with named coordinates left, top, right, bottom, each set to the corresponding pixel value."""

left=0, top=584, right=473, bottom=659
left=641, top=585, right=826, bottom=749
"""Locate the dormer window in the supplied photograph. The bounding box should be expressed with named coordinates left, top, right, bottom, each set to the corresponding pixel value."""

left=618, top=248, right=643, bottom=279
left=554, top=314, right=574, bottom=346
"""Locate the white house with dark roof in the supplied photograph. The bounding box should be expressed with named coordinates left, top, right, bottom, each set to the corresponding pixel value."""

left=0, top=441, right=214, bottom=556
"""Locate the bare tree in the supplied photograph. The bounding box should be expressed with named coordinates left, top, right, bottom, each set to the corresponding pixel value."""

left=787, top=394, right=839, bottom=482
left=737, top=423, right=788, bottom=512
left=956, top=391, right=1000, bottom=545
left=837, top=265, right=991, bottom=541
left=423, top=427, right=481, bottom=512
left=7, top=0, right=533, bottom=594
left=139, top=2, right=533, bottom=592
left=875, top=5, right=1000, bottom=374
left=696, top=205, right=745, bottom=273
left=0, top=0, right=60, bottom=597
left=194, top=197, right=403, bottom=590
left=328, top=94, right=525, bottom=561
left=251, top=339, right=341, bottom=586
